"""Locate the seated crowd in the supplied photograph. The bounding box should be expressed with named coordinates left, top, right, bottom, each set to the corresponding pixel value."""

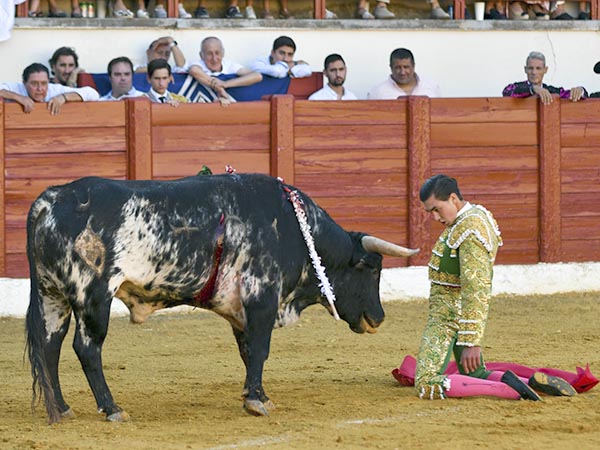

left=26, top=0, right=593, bottom=20
left=1, top=36, right=599, bottom=114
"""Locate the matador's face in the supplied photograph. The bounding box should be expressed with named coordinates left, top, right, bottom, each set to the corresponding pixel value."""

left=422, top=193, right=464, bottom=226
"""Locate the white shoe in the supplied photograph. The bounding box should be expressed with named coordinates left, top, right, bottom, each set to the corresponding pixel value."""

left=178, top=4, right=192, bottom=18
left=112, top=8, right=134, bottom=18
left=357, top=7, right=374, bottom=19
left=325, top=8, right=337, bottom=19
left=136, top=8, right=149, bottom=18
left=373, top=5, right=395, bottom=19
left=153, top=5, right=167, bottom=18
left=245, top=5, right=257, bottom=18
left=430, top=6, right=450, bottom=19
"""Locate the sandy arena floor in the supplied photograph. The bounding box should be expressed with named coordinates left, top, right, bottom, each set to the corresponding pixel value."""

left=1, top=292, right=599, bottom=450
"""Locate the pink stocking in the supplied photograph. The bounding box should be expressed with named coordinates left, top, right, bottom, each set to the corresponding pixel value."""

left=444, top=374, right=520, bottom=400
left=486, top=370, right=528, bottom=385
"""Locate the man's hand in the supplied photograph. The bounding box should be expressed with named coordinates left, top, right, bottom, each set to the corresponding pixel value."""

left=66, top=67, right=85, bottom=88
left=460, top=346, right=482, bottom=374
left=47, top=94, right=66, bottom=115
left=18, top=96, right=35, bottom=113
left=570, top=86, right=584, bottom=102
left=532, top=85, right=553, bottom=105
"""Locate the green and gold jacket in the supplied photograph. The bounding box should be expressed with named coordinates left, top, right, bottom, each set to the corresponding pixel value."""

left=428, top=203, right=502, bottom=346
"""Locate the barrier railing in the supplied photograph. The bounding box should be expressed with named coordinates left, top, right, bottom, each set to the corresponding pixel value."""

left=1, top=95, right=599, bottom=277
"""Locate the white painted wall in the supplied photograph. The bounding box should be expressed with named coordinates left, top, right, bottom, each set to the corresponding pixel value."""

left=2, top=262, right=600, bottom=317
left=3, top=22, right=600, bottom=100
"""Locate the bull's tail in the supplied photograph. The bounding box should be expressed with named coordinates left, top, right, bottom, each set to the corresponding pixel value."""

left=25, top=196, right=62, bottom=424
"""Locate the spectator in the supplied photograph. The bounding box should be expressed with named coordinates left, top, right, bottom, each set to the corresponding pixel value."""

left=48, top=47, right=84, bottom=87
left=188, top=36, right=262, bottom=92
left=368, top=48, right=442, bottom=99
left=193, top=0, right=243, bottom=18
left=135, top=36, right=187, bottom=74
left=502, top=51, right=587, bottom=105
left=99, top=56, right=145, bottom=101
left=28, top=0, right=78, bottom=17
left=250, top=35, right=312, bottom=79
left=0, top=63, right=99, bottom=114
left=145, top=59, right=188, bottom=107
left=485, top=1, right=508, bottom=19
left=308, top=54, right=357, bottom=101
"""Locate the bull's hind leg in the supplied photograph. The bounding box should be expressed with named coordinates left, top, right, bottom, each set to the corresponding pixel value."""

left=233, top=290, right=278, bottom=416
left=71, top=285, right=128, bottom=422
left=44, top=309, right=74, bottom=418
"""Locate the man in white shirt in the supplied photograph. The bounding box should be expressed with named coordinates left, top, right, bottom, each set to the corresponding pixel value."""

left=188, top=36, right=262, bottom=92
left=250, top=35, right=312, bottom=79
left=0, top=63, right=99, bottom=115
left=100, top=57, right=145, bottom=101
left=135, top=36, right=187, bottom=74
left=308, top=54, right=357, bottom=101
left=368, top=48, right=441, bottom=99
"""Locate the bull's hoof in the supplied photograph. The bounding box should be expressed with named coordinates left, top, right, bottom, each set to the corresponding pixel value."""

left=106, top=410, right=131, bottom=422
left=243, top=399, right=272, bottom=416
left=60, top=408, right=75, bottom=420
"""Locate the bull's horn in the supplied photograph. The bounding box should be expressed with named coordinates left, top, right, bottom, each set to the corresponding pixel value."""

left=361, top=236, right=420, bottom=258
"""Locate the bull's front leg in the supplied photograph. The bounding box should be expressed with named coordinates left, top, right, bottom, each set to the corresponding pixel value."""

left=233, top=293, right=278, bottom=416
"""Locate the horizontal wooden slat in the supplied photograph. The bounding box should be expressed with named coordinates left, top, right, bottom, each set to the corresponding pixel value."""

left=561, top=147, right=600, bottom=169
left=6, top=228, right=26, bottom=254
left=5, top=102, right=125, bottom=129
left=431, top=146, right=538, bottom=171
left=431, top=122, right=538, bottom=147
left=152, top=124, right=270, bottom=152
left=296, top=172, right=407, bottom=197
left=295, top=124, right=407, bottom=150
left=5, top=127, right=126, bottom=154
left=430, top=97, right=537, bottom=123
left=4, top=253, right=28, bottom=278
left=295, top=148, right=407, bottom=174
left=463, top=193, right=537, bottom=218
left=428, top=169, right=539, bottom=195
left=152, top=151, right=270, bottom=179
left=561, top=170, right=600, bottom=193
left=5, top=178, right=85, bottom=201
left=5, top=200, right=34, bottom=228
left=561, top=240, right=600, bottom=262
left=294, top=99, right=407, bottom=125
left=151, top=102, right=270, bottom=126
left=560, top=99, right=600, bottom=124
left=496, top=240, right=540, bottom=265
left=560, top=123, right=600, bottom=147
left=562, top=216, right=600, bottom=239
left=5, top=153, right=127, bottom=179
left=561, top=193, right=600, bottom=217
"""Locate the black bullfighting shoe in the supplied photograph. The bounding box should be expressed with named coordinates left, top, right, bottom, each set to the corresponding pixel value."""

left=501, top=370, right=542, bottom=401
left=528, top=372, right=577, bottom=397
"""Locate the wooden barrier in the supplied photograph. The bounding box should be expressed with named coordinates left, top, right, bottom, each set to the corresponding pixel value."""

left=2, top=96, right=600, bottom=278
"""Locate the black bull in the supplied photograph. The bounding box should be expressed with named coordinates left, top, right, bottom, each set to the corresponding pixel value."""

left=25, top=173, right=418, bottom=423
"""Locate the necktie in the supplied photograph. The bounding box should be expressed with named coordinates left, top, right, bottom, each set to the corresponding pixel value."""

left=159, top=96, right=166, bottom=103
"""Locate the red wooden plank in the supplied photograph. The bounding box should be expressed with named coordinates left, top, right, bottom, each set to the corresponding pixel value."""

left=5, top=102, right=125, bottom=129
left=431, top=146, right=538, bottom=171
left=427, top=170, right=539, bottom=195
left=431, top=122, right=538, bottom=147
left=5, top=128, right=126, bottom=154
left=560, top=98, right=600, bottom=124
left=561, top=193, right=600, bottom=217
left=5, top=153, right=127, bottom=180
left=561, top=240, right=600, bottom=262
left=295, top=124, right=407, bottom=150
left=562, top=216, right=600, bottom=239
left=295, top=172, right=408, bottom=197
left=294, top=99, right=407, bottom=125
left=152, top=124, right=270, bottom=153
left=153, top=151, right=270, bottom=179
left=560, top=147, right=600, bottom=169
left=430, top=97, right=537, bottom=123
left=5, top=178, right=85, bottom=201
left=0, top=101, right=5, bottom=276
left=295, top=148, right=407, bottom=174
left=151, top=102, right=270, bottom=126
left=560, top=123, right=600, bottom=147
left=4, top=254, right=28, bottom=278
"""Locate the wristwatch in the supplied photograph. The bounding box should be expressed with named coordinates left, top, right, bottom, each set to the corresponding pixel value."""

left=169, top=41, right=178, bottom=49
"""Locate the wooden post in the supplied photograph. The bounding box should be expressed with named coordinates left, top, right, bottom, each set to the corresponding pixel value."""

left=270, top=95, right=295, bottom=185
left=167, top=0, right=178, bottom=17
left=314, top=0, right=326, bottom=19
left=0, top=100, right=5, bottom=276
left=407, top=96, right=432, bottom=267
left=453, top=0, right=466, bottom=19
left=592, top=0, right=599, bottom=20
left=126, top=97, right=153, bottom=180
left=538, top=97, right=561, bottom=262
